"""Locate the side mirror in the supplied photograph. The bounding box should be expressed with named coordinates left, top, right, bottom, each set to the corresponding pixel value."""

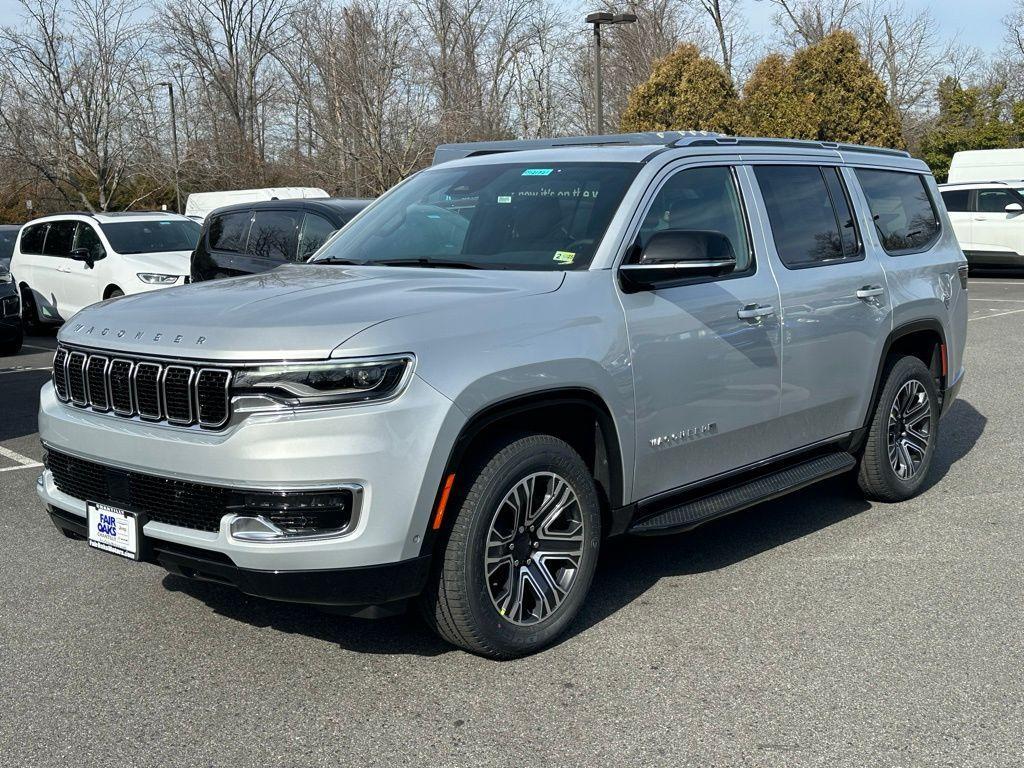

left=620, top=230, right=736, bottom=291
left=69, top=248, right=95, bottom=268
left=1006, top=203, right=1023, bottom=214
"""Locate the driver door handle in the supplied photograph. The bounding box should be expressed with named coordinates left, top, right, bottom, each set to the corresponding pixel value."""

left=856, top=285, right=885, bottom=300
left=737, top=304, right=775, bottom=321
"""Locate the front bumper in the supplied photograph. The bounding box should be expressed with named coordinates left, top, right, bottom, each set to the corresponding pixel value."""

left=38, top=372, right=465, bottom=572
left=46, top=503, right=430, bottom=611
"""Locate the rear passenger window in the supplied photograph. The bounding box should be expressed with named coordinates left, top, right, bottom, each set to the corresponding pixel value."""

left=940, top=189, right=970, bottom=212
left=637, top=166, right=753, bottom=272
left=41, top=221, right=76, bottom=257
left=855, top=169, right=941, bottom=255
left=754, top=165, right=861, bottom=268
left=249, top=211, right=300, bottom=261
left=20, top=223, right=47, bottom=254
left=208, top=211, right=252, bottom=253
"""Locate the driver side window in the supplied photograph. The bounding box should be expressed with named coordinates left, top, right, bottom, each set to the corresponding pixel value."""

left=636, top=166, right=752, bottom=271
left=74, top=223, right=105, bottom=261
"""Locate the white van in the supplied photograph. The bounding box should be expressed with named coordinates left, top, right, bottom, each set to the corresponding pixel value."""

left=184, top=187, right=329, bottom=221
left=10, top=211, right=200, bottom=327
left=947, top=149, right=1024, bottom=184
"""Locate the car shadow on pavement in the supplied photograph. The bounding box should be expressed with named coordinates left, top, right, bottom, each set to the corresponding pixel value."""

left=159, top=398, right=986, bottom=659
left=0, top=368, right=52, bottom=442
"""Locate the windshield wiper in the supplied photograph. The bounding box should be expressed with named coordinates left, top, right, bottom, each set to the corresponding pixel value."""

left=376, top=258, right=485, bottom=270
left=313, top=257, right=364, bottom=265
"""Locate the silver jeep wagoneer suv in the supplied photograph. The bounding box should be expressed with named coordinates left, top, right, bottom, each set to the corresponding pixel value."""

left=38, top=132, right=968, bottom=657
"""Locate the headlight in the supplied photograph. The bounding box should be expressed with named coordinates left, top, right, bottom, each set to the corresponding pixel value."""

left=137, top=273, right=179, bottom=285
left=233, top=355, right=414, bottom=406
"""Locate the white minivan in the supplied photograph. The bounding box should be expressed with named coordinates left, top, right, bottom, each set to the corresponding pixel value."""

left=11, top=212, right=200, bottom=327
left=939, top=181, right=1024, bottom=268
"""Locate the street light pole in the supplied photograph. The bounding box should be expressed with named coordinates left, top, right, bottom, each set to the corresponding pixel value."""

left=585, top=11, right=638, bottom=135
left=158, top=81, right=181, bottom=214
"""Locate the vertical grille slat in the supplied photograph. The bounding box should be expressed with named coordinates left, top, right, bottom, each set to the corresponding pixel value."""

left=54, top=346, right=232, bottom=430
left=52, top=348, right=69, bottom=402
left=86, top=355, right=109, bottom=411
left=163, top=365, right=194, bottom=425
left=109, top=359, right=134, bottom=415
left=196, top=369, right=231, bottom=428
left=134, top=362, right=163, bottom=420
left=67, top=352, right=88, bottom=405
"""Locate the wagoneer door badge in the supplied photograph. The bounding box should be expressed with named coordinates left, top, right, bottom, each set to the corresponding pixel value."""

left=71, top=323, right=207, bottom=345
left=650, top=423, right=718, bottom=449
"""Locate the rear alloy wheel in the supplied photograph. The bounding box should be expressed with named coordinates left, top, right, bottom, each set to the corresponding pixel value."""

left=421, top=434, right=601, bottom=658
left=857, top=356, right=940, bottom=501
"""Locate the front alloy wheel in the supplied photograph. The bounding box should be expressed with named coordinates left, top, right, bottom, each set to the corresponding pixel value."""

left=421, top=434, right=601, bottom=658
left=485, top=472, right=586, bottom=626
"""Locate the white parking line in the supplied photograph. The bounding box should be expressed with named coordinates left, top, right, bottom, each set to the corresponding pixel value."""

left=968, top=307, right=1024, bottom=322
left=967, top=298, right=1024, bottom=302
left=0, top=366, right=51, bottom=375
left=22, top=344, right=56, bottom=352
left=968, top=281, right=1024, bottom=286
left=0, top=445, right=43, bottom=471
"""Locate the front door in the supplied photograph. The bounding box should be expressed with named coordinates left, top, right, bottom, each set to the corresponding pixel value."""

left=620, top=163, right=784, bottom=500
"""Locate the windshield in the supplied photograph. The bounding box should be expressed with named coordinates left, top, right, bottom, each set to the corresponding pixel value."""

left=100, top=220, right=201, bottom=254
left=311, top=162, right=640, bottom=270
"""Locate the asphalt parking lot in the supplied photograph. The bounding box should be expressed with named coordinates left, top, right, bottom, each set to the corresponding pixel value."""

left=2, top=275, right=1023, bottom=767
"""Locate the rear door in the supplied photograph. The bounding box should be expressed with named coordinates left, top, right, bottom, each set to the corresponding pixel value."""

left=244, top=209, right=301, bottom=273
left=201, top=209, right=253, bottom=278
left=35, top=220, right=78, bottom=321
left=12, top=222, right=48, bottom=306
left=750, top=163, right=890, bottom=449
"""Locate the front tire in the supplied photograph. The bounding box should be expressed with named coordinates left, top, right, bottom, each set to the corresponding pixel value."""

left=19, top=286, right=42, bottom=332
left=421, top=434, right=601, bottom=658
left=857, top=356, right=940, bottom=501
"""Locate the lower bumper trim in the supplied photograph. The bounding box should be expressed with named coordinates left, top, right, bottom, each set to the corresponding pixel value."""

left=47, top=505, right=431, bottom=608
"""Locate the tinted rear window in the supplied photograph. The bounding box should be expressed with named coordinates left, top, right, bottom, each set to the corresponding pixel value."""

left=855, top=169, right=940, bottom=255
left=208, top=211, right=251, bottom=252
left=42, top=221, right=76, bottom=257
left=100, top=220, right=200, bottom=254
left=20, top=224, right=46, bottom=255
left=940, top=189, right=970, bottom=212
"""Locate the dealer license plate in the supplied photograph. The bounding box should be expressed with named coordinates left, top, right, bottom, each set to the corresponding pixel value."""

left=86, top=502, right=140, bottom=560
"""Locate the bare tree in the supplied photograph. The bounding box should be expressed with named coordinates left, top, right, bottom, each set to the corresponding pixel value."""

left=688, top=0, right=751, bottom=84
left=761, top=0, right=860, bottom=47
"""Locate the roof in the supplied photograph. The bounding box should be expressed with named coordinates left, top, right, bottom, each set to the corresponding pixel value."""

left=939, top=180, right=1024, bottom=190
left=23, top=211, right=195, bottom=225
left=432, top=131, right=911, bottom=166
left=199, top=197, right=373, bottom=222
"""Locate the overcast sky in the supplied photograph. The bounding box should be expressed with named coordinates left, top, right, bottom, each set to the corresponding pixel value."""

left=0, top=0, right=1012, bottom=56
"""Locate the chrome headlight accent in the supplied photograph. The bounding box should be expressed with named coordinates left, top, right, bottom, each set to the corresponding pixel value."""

left=136, top=273, right=179, bottom=285
left=232, top=354, right=415, bottom=407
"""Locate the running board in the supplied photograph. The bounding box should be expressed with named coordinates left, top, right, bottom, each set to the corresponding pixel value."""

left=629, top=451, right=856, bottom=536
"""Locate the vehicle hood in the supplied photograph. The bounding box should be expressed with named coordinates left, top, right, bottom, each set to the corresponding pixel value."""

left=60, top=264, right=565, bottom=360
left=121, top=250, right=192, bottom=274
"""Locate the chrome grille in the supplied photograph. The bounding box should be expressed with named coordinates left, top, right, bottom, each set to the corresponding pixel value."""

left=53, top=346, right=233, bottom=429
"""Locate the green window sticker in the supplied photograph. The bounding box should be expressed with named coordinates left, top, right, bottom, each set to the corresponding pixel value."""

left=522, top=168, right=554, bottom=176
left=553, top=251, right=575, bottom=264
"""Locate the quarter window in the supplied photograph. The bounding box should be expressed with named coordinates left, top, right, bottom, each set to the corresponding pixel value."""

left=855, top=169, right=941, bottom=255
left=636, top=166, right=752, bottom=272
left=208, top=211, right=252, bottom=253
left=754, top=165, right=862, bottom=268
left=41, top=221, right=76, bottom=257
left=20, top=223, right=47, bottom=254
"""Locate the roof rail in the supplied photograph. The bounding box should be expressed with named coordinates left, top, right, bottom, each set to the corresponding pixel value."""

left=685, top=135, right=911, bottom=158
left=431, top=131, right=722, bottom=165
left=35, top=210, right=97, bottom=218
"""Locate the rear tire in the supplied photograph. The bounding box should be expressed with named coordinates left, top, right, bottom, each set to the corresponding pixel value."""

left=857, top=356, right=940, bottom=502
left=106, top=287, right=124, bottom=299
left=420, top=434, right=601, bottom=658
left=19, top=286, right=42, bottom=332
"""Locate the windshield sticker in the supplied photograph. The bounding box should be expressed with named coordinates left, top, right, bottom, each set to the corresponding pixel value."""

left=553, top=251, right=575, bottom=264
left=497, top=195, right=512, bottom=204
left=522, top=168, right=554, bottom=176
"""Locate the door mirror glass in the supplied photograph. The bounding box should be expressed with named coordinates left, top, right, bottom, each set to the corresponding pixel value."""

left=1006, top=202, right=1023, bottom=214
left=621, top=229, right=736, bottom=290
